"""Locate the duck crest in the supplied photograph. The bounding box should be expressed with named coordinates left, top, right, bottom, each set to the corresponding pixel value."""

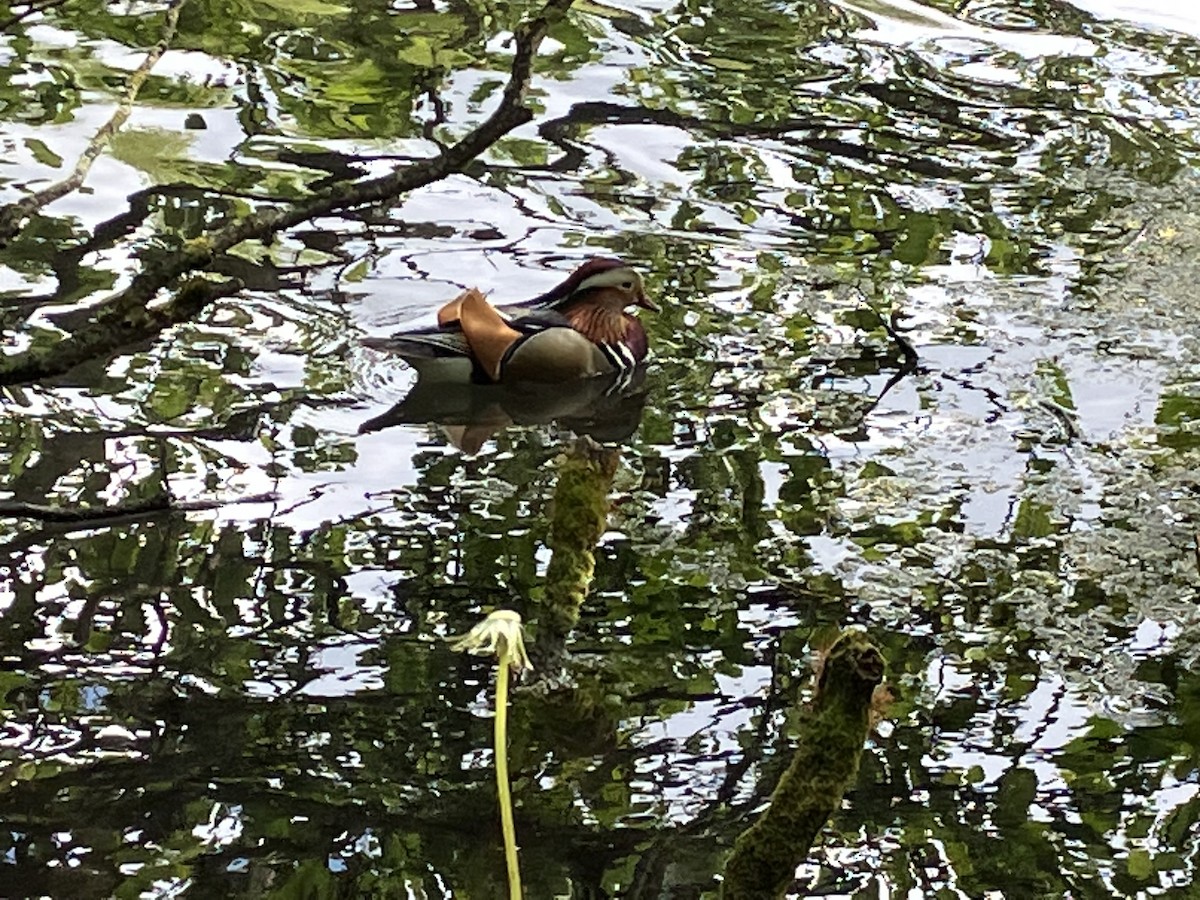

left=529, top=257, right=630, bottom=308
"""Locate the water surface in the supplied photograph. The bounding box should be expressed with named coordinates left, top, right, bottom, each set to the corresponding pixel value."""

left=2, top=0, right=1200, bottom=896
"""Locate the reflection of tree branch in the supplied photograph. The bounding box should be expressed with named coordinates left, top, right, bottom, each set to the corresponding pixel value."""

left=0, top=490, right=278, bottom=523
left=0, top=0, right=70, bottom=32
left=848, top=291, right=920, bottom=414
left=0, top=0, right=577, bottom=386
left=0, top=275, right=244, bottom=385
left=0, top=0, right=187, bottom=243
left=534, top=101, right=966, bottom=180
left=870, top=302, right=920, bottom=371
left=420, top=81, right=451, bottom=149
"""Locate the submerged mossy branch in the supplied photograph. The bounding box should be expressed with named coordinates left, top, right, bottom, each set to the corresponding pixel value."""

left=530, top=439, right=620, bottom=672
left=0, top=0, right=577, bottom=386
left=721, top=631, right=885, bottom=900
left=0, top=0, right=187, bottom=244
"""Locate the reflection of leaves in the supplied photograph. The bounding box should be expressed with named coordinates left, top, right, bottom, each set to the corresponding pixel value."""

left=490, top=136, right=550, bottom=166
left=109, top=127, right=195, bottom=183
left=1013, top=499, right=1056, bottom=540
left=396, top=35, right=473, bottom=69
left=1035, top=359, right=1075, bottom=411
left=136, top=73, right=236, bottom=109
left=23, top=138, right=63, bottom=168
left=0, top=61, right=81, bottom=126
left=254, top=0, right=350, bottom=14
left=1156, top=393, right=1200, bottom=450
left=892, top=210, right=943, bottom=265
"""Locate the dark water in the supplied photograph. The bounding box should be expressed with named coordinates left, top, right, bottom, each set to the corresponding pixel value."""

left=3, top=0, right=1200, bottom=896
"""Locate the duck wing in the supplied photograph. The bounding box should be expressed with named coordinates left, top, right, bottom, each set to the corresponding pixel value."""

left=360, top=328, right=471, bottom=358
left=364, top=290, right=606, bottom=384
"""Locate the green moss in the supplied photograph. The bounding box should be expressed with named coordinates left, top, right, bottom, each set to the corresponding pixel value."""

left=722, top=631, right=885, bottom=899
left=534, top=440, right=619, bottom=646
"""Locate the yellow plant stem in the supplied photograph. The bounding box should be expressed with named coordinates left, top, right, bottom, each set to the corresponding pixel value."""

left=495, top=652, right=521, bottom=900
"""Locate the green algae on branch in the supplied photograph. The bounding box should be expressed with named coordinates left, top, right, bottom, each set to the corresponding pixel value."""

left=721, top=631, right=885, bottom=900
left=0, top=276, right=242, bottom=386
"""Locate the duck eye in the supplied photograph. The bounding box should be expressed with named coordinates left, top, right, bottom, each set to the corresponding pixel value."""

left=621, top=281, right=633, bottom=290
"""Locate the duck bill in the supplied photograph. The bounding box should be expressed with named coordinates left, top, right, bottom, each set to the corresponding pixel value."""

left=635, top=291, right=660, bottom=313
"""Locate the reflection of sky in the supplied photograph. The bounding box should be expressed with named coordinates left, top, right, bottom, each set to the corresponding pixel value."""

left=829, top=0, right=1097, bottom=56
left=300, top=640, right=387, bottom=698
left=1064, top=0, right=1200, bottom=39
left=628, top=606, right=799, bottom=819
left=244, top=636, right=387, bottom=699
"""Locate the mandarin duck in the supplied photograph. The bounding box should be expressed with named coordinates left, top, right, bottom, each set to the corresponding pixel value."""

left=361, top=257, right=656, bottom=383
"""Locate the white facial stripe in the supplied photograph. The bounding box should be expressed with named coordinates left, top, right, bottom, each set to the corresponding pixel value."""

left=576, top=267, right=642, bottom=293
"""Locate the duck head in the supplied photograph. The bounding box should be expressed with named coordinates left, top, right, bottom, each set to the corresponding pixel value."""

left=533, top=257, right=659, bottom=313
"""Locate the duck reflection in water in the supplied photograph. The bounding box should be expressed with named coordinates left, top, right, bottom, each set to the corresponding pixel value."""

left=358, top=366, right=649, bottom=453
left=359, top=257, right=655, bottom=451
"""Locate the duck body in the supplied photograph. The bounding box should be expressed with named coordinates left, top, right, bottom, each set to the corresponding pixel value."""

left=362, top=258, right=654, bottom=384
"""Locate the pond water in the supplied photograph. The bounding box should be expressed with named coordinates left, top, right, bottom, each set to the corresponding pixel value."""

left=3, top=0, right=1200, bottom=896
